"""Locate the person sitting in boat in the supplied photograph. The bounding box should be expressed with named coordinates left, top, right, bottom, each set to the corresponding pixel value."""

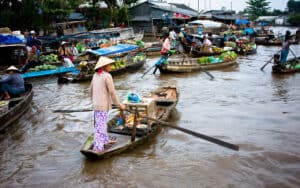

left=202, top=35, right=213, bottom=53
left=0, top=66, right=25, bottom=100
left=192, top=37, right=202, bottom=51
left=169, top=27, right=177, bottom=49
left=90, top=56, right=126, bottom=152
left=26, top=30, right=41, bottom=52
left=58, top=41, right=74, bottom=67
left=20, top=45, right=41, bottom=73
left=280, top=30, right=292, bottom=65
left=69, top=41, right=79, bottom=61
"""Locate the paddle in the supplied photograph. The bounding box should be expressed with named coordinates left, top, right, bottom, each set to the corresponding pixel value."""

left=289, top=48, right=298, bottom=59
left=141, top=64, right=156, bottom=78
left=142, top=114, right=239, bottom=151
left=54, top=107, right=239, bottom=151
left=260, top=49, right=281, bottom=71
left=178, top=51, right=214, bottom=79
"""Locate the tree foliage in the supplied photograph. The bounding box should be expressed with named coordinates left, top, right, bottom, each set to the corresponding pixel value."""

left=288, top=13, right=300, bottom=26
left=287, top=0, right=300, bottom=13
left=0, top=0, right=137, bottom=33
left=245, top=0, right=271, bottom=20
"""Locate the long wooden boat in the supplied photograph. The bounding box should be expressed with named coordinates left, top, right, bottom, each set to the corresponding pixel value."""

left=255, top=37, right=299, bottom=46
left=157, top=57, right=237, bottom=73
left=80, top=86, right=179, bottom=159
left=57, top=53, right=146, bottom=84
left=272, top=56, right=300, bottom=74
left=0, top=83, right=33, bottom=132
left=22, top=66, right=78, bottom=79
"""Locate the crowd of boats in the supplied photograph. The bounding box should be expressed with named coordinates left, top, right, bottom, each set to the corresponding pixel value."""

left=1, top=23, right=299, bottom=159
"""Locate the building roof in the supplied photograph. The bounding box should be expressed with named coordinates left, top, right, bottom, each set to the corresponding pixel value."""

left=149, top=1, right=199, bottom=17
left=256, top=16, right=278, bottom=21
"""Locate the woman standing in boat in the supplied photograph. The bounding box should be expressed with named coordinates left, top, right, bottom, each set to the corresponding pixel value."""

left=160, top=32, right=171, bottom=56
left=280, top=30, right=292, bottom=65
left=90, top=56, right=126, bottom=152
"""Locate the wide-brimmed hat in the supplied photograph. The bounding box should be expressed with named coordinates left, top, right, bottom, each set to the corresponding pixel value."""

left=61, top=41, right=68, bottom=46
left=94, top=56, right=115, bottom=70
left=6, top=65, right=21, bottom=73
left=30, top=30, right=35, bottom=34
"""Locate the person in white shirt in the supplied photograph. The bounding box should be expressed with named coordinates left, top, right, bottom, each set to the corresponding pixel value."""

left=169, top=28, right=177, bottom=49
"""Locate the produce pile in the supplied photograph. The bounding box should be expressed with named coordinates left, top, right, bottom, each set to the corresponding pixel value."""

left=132, top=54, right=146, bottom=63
left=197, top=51, right=238, bottom=65
left=219, top=51, right=238, bottom=61
left=212, top=46, right=223, bottom=53
left=236, top=43, right=256, bottom=53
left=29, top=64, right=57, bottom=72
left=39, top=54, right=58, bottom=64
left=112, top=57, right=126, bottom=69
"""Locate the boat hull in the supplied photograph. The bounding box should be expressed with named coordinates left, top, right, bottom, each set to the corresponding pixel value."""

left=0, top=83, right=33, bottom=132
left=158, top=58, right=237, bottom=73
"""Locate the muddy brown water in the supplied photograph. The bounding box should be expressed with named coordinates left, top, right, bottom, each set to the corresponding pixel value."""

left=1, top=27, right=300, bottom=187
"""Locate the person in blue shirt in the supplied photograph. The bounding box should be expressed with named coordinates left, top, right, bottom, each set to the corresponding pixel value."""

left=280, top=30, right=292, bottom=65
left=0, top=66, right=25, bottom=100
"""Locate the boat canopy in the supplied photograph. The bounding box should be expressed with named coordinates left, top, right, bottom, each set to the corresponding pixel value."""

left=188, top=20, right=224, bottom=28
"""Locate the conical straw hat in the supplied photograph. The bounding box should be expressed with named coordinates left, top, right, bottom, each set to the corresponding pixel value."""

left=6, top=65, right=21, bottom=73
left=94, top=56, right=115, bottom=70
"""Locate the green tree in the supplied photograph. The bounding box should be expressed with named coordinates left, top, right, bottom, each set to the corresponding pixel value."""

left=288, top=13, right=300, bottom=26
left=245, top=0, right=271, bottom=20
left=287, top=0, right=300, bottom=13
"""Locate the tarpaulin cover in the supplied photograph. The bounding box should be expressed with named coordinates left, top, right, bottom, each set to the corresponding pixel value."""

left=0, top=34, right=23, bottom=45
left=86, top=44, right=138, bottom=56
left=235, top=19, right=250, bottom=25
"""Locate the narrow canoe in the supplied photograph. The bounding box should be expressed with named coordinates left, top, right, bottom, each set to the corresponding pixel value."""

left=80, top=86, right=179, bottom=160
left=157, top=57, right=237, bottom=73
left=272, top=56, right=300, bottom=74
left=0, top=83, right=33, bottom=132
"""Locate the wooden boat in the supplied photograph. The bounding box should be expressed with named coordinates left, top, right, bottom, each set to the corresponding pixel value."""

left=157, top=57, right=237, bottom=73
left=235, top=44, right=257, bottom=55
left=57, top=53, right=146, bottom=84
left=143, top=46, right=162, bottom=56
left=22, top=66, right=78, bottom=79
left=80, top=86, right=179, bottom=159
left=272, top=55, right=300, bottom=74
left=0, top=83, right=33, bottom=132
left=255, top=37, right=299, bottom=46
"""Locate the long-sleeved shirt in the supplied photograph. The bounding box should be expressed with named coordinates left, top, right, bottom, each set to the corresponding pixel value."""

left=0, top=73, right=25, bottom=91
left=90, top=71, right=120, bottom=111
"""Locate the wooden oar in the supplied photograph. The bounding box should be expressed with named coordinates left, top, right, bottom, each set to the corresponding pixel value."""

left=289, top=48, right=298, bottom=59
left=141, top=64, right=156, bottom=78
left=141, top=114, right=239, bottom=151
left=260, top=50, right=281, bottom=71
left=123, top=108, right=238, bottom=151
left=53, top=109, right=92, bottom=113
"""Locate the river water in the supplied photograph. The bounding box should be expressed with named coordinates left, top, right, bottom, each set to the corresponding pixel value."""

left=1, top=27, right=300, bottom=188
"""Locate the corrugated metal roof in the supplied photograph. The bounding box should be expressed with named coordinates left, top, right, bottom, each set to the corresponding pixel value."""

left=149, top=2, right=199, bottom=17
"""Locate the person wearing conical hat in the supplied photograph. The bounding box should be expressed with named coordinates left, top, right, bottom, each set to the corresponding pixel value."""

left=57, top=41, right=74, bottom=67
left=90, top=56, right=126, bottom=152
left=0, top=66, right=25, bottom=100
